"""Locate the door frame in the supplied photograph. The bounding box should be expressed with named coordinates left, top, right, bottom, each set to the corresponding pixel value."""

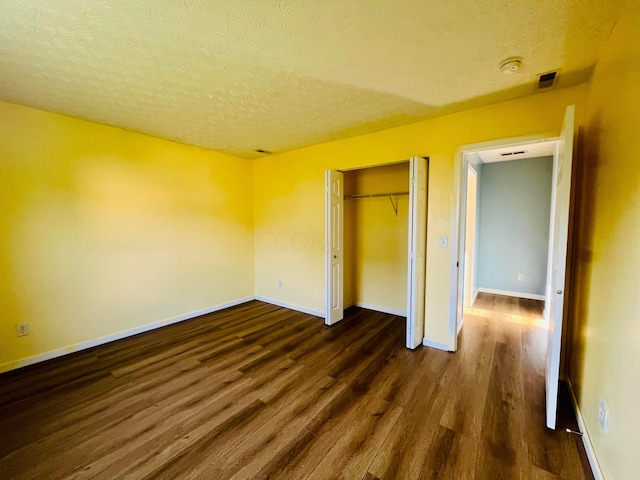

left=463, top=163, right=478, bottom=311
left=449, top=133, right=559, bottom=351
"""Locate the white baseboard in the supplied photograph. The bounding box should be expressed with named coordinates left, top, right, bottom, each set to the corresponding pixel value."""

left=477, top=287, right=545, bottom=301
left=422, top=337, right=451, bottom=352
left=0, top=296, right=255, bottom=374
left=567, top=379, right=604, bottom=480
left=354, top=302, right=407, bottom=317
left=255, top=296, right=324, bottom=318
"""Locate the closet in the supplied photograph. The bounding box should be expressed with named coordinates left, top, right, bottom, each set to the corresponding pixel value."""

left=343, top=162, right=410, bottom=315
left=325, top=157, right=428, bottom=349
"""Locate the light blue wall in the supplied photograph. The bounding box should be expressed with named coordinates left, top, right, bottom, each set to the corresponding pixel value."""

left=477, top=156, right=553, bottom=296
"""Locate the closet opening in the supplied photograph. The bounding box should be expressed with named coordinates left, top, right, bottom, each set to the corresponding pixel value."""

left=325, top=157, right=428, bottom=349
left=344, top=162, right=410, bottom=317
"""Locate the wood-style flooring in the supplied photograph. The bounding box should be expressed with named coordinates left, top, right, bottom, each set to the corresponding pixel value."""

left=0, top=294, right=591, bottom=479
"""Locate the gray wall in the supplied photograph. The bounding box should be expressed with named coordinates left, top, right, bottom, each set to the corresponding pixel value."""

left=477, top=156, right=553, bottom=296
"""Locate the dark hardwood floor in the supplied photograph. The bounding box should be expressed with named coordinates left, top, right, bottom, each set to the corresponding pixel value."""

left=0, top=296, right=590, bottom=479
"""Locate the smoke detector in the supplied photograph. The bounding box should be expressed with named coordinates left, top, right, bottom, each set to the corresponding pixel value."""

left=499, top=57, right=523, bottom=75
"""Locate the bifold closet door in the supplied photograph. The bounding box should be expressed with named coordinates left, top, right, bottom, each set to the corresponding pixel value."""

left=325, top=170, right=344, bottom=326
left=406, top=157, right=427, bottom=349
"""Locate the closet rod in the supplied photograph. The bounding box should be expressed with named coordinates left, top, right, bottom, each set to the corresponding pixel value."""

left=344, top=191, right=409, bottom=199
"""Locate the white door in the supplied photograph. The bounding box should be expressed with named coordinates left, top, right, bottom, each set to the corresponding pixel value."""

left=406, top=157, right=428, bottom=349
left=545, top=105, right=575, bottom=429
left=325, top=170, right=344, bottom=326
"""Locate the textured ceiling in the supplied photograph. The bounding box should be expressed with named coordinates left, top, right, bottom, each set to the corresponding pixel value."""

left=0, top=1, right=621, bottom=158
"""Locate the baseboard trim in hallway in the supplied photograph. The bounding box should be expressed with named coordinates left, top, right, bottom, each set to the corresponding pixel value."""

left=477, top=287, right=545, bottom=301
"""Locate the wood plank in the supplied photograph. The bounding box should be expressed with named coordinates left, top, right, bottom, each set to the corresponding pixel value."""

left=475, top=338, right=528, bottom=479
left=439, top=314, right=495, bottom=438
left=367, top=349, right=461, bottom=479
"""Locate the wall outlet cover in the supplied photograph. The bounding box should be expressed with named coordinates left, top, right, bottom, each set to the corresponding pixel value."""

left=598, top=399, right=609, bottom=433
left=16, top=323, right=30, bottom=337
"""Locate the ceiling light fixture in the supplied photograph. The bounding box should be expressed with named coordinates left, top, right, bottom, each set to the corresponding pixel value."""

left=499, top=57, right=523, bottom=75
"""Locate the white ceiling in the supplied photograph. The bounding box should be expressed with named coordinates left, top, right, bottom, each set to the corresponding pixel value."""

left=476, top=140, right=558, bottom=163
left=0, top=1, right=621, bottom=158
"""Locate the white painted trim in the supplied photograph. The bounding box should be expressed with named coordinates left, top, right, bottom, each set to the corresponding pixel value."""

left=255, top=296, right=324, bottom=318
left=354, top=302, right=407, bottom=317
left=0, top=296, right=255, bottom=374
left=449, top=148, right=464, bottom=352
left=477, top=287, right=545, bottom=301
left=457, top=317, right=464, bottom=334
left=422, top=337, right=452, bottom=352
left=567, top=379, right=604, bottom=480
left=457, top=133, right=559, bottom=155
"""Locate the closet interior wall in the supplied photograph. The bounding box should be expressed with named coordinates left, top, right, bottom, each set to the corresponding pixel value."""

left=343, top=162, right=410, bottom=315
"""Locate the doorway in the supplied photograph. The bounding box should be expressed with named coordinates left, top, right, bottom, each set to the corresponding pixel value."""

left=450, top=105, right=576, bottom=429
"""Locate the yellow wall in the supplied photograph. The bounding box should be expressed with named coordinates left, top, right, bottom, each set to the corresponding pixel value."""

left=569, top=1, right=640, bottom=477
left=345, top=163, right=409, bottom=313
left=253, top=84, right=588, bottom=343
left=0, top=101, right=254, bottom=371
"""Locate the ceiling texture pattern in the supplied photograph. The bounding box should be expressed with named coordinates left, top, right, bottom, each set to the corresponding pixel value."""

left=0, top=1, right=621, bottom=158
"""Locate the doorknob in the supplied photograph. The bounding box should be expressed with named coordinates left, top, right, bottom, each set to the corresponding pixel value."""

left=557, top=290, right=563, bottom=294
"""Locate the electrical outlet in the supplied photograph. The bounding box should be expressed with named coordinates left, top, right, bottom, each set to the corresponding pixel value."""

left=16, top=323, right=30, bottom=337
left=278, top=280, right=283, bottom=289
left=518, top=274, right=525, bottom=281
left=598, top=399, right=609, bottom=433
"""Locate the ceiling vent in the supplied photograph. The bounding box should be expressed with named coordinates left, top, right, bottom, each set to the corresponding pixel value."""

left=500, top=150, right=526, bottom=157
left=538, top=71, right=557, bottom=89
